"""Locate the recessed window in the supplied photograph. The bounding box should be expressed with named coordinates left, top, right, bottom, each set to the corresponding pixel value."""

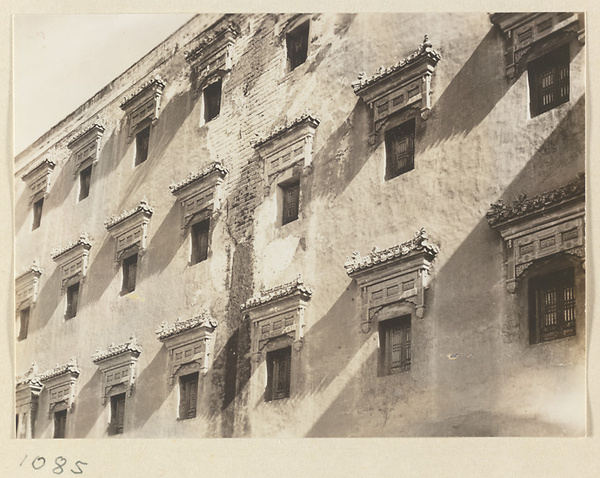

left=266, top=347, right=291, bottom=401
left=385, top=119, right=415, bottom=180
left=286, top=21, right=309, bottom=71
left=379, top=315, right=411, bottom=376
left=529, top=268, right=576, bottom=344
left=109, top=393, right=126, bottom=435
left=281, top=180, right=300, bottom=225
left=53, top=410, right=67, bottom=439
left=65, top=282, right=80, bottom=319
left=191, top=219, right=210, bottom=265
left=203, top=79, right=222, bottom=123
left=179, top=372, right=199, bottom=420
left=79, top=165, right=92, bottom=201
left=17, top=307, right=30, bottom=341
left=135, top=125, right=150, bottom=165
left=528, top=44, right=570, bottom=117
left=122, top=254, right=138, bottom=295
left=32, top=198, right=44, bottom=230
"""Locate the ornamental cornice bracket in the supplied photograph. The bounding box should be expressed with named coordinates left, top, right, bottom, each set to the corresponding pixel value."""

left=39, top=358, right=80, bottom=416
left=105, top=199, right=154, bottom=262
left=67, top=123, right=105, bottom=176
left=16, top=262, right=43, bottom=307
left=21, top=158, right=56, bottom=204
left=119, top=77, right=166, bottom=138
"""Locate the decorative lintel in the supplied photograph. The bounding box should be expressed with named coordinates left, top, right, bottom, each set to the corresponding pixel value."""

left=21, top=158, right=56, bottom=205
left=15, top=364, right=43, bottom=438
left=105, top=199, right=154, bottom=262
left=67, top=123, right=105, bottom=176
left=51, top=233, right=92, bottom=293
left=39, top=358, right=80, bottom=416
left=15, top=262, right=43, bottom=308
left=120, top=77, right=166, bottom=137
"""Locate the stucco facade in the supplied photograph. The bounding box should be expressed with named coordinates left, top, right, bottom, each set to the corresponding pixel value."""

left=14, top=13, right=586, bottom=438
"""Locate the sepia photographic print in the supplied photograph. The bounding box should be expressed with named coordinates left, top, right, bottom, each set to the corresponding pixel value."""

left=12, top=9, right=589, bottom=450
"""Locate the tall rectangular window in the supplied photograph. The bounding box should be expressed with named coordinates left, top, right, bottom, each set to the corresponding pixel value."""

left=286, top=21, right=309, bottom=71
left=266, top=347, right=291, bottom=401
left=53, top=410, right=67, bottom=439
left=32, top=198, right=44, bottom=230
left=179, top=372, right=199, bottom=420
left=122, top=254, right=138, bottom=295
left=203, top=79, right=222, bottom=123
left=109, top=393, right=126, bottom=435
left=385, top=119, right=415, bottom=180
left=18, top=307, right=30, bottom=341
left=379, top=315, right=411, bottom=376
left=281, top=180, right=300, bottom=225
left=191, top=219, right=210, bottom=264
left=66, top=282, right=80, bottom=319
left=79, top=165, right=92, bottom=201
left=135, top=125, right=150, bottom=165
left=529, top=268, right=576, bottom=344
left=528, top=45, right=570, bottom=117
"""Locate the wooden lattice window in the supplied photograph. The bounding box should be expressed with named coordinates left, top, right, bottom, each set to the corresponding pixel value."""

left=179, top=372, right=199, bottom=420
left=385, top=119, right=415, bottom=180
left=109, top=393, right=126, bottom=435
left=191, top=219, right=210, bottom=264
left=135, top=125, right=150, bottom=165
left=17, top=306, right=30, bottom=341
left=32, top=198, right=44, bottom=230
left=266, top=347, right=291, bottom=401
left=379, top=315, right=411, bottom=376
left=203, top=79, right=222, bottom=123
left=66, top=282, right=80, bottom=319
left=53, top=410, right=67, bottom=439
left=529, top=268, right=576, bottom=344
left=528, top=45, right=570, bottom=117
left=122, top=254, right=138, bottom=295
left=286, top=21, right=309, bottom=71
left=281, top=180, right=300, bottom=225
left=79, top=165, right=92, bottom=201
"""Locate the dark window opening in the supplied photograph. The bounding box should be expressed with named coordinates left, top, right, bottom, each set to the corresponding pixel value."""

left=191, top=219, right=210, bottom=264
left=281, top=180, right=300, bottom=225
left=109, top=393, right=126, bottom=435
left=528, top=44, right=570, bottom=117
left=286, top=21, right=309, bottom=71
left=122, top=254, right=138, bottom=295
left=79, top=165, right=92, bottom=201
left=15, top=414, right=19, bottom=436
left=32, top=198, right=44, bottom=230
left=53, top=410, right=67, bottom=439
left=18, top=306, right=30, bottom=341
left=385, top=119, right=415, bottom=180
left=203, top=79, right=222, bottom=123
left=66, top=282, right=80, bottom=319
left=135, top=125, right=150, bottom=165
left=179, top=372, right=199, bottom=420
left=266, top=347, right=291, bottom=401
left=529, top=268, right=576, bottom=344
left=379, top=315, right=411, bottom=376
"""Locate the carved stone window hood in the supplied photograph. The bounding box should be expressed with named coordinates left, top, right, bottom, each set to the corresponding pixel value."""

left=170, top=162, right=228, bottom=229
left=490, top=13, right=584, bottom=79
left=156, top=311, right=218, bottom=384
left=105, top=199, right=154, bottom=263
left=119, top=77, right=166, bottom=138
left=352, top=36, right=441, bottom=139
left=242, top=275, right=313, bottom=358
left=253, top=113, right=320, bottom=188
left=51, top=233, right=92, bottom=293
left=15, top=365, right=43, bottom=439
left=486, top=174, right=585, bottom=292
left=92, top=336, right=142, bottom=404
left=345, top=228, right=439, bottom=333
left=67, top=123, right=105, bottom=176
left=39, top=358, right=80, bottom=417
left=21, top=158, right=56, bottom=204
left=16, top=262, right=43, bottom=309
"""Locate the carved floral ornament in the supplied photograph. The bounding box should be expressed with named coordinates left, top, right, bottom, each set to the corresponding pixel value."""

left=105, top=199, right=154, bottom=263
left=20, top=157, right=56, bottom=204
left=170, top=162, right=228, bottom=229
left=156, top=311, right=218, bottom=384
left=39, top=358, right=80, bottom=416
left=119, top=76, right=166, bottom=138
left=67, top=122, right=105, bottom=176
left=92, top=336, right=142, bottom=404
left=345, top=228, right=439, bottom=333
left=15, top=261, right=43, bottom=308
left=51, top=232, right=92, bottom=293
left=242, top=275, right=313, bottom=358
left=487, top=175, right=585, bottom=293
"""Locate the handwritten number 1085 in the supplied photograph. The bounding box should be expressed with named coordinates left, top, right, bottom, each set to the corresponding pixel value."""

left=20, top=455, right=88, bottom=474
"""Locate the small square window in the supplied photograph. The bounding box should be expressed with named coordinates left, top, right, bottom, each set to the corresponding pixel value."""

left=122, top=254, right=138, bottom=295
left=385, top=119, right=415, bottom=180
left=528, top=45, right=570, bottom=117
left=266, top=347, right=291, bottom=401
left=286, top=21, right=309, bottom=71
left=135, top=125, right=150, bottom=165
left=17, top=307, right=30, bottom=341
left=79, top=165, right=92, bottom=201
left=109, top=393, right=126, bottom=435
left=191, top=219, right=210, bottom=265
left=53, top=410, right=67, bottom=439
left=203, top=79, right=222, bottom=123
left=179, top=372, right=199, bottom=420
left=281, top=180, right=300, bottom=225
left=529, top=268, right=576, bottom=344
left=66, top=282, right=80, bottom=319
left=379, top=315, right=411, bottom=376
left=32, top=198, right=44, bottom=230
